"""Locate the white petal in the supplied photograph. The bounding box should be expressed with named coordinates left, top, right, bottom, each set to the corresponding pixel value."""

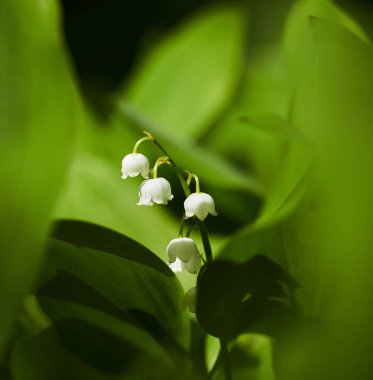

left=137, top=180, right=154, bottom=206
left=183, top=253, right=201, bottom=274
left=169, top=258, right=184, bottom=273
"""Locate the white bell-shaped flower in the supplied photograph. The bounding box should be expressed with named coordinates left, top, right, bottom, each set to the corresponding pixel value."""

left=166, top=237, right=200, bottom=263
left=167, top=237, right=201, bottom=274
left=183, top=287, right=197, bottom=313
left=121, top=153, right=149, bottom=179
left=184, top=192, right=217, bottom=221
left=137, top=178, right=173, bottom=206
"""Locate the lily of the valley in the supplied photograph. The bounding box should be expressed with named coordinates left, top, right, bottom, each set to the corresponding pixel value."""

left=184, top=192, right=217, bottom=221
left=167, top=237, right=201, bottom=274
left=121, top=153, right=150, bottom=179
left=137, top=155, right=174, bottom=206
left=137, top=178, right=173, bottom=206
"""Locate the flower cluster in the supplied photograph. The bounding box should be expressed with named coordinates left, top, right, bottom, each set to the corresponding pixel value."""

left=121, top=132, right=217, bottom=312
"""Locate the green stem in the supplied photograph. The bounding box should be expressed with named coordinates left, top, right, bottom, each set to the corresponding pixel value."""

left=152, top=138, right=213, bottom=264
left=178, top=216, right=185, bottom=237
left=195, top=218, right=213, bottom=264
left=153, top=140, right=190, bottom=196
left=152, top=156, right=169, bottom=178
left=133, top=135, right=154, bottom=153
left=220, top=340, right=232, bottom=380
left=193, top=174, right=200, bottom=193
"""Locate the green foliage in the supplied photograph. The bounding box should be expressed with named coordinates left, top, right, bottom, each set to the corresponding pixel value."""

left=122, top=5, right=246, bottom=139
left=40, top=220, right=189, bottom=349
left=0, top=0, right=81, bottom=352
left=2, top=0, right=373, bottom=379
left=196, top=256, right=299, bottom=341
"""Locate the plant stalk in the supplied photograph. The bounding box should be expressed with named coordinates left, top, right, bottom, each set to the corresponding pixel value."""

left=220, top=340, right=232, bottom=380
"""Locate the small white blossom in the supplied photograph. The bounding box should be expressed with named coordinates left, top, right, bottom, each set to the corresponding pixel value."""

left=166, top=237, right=200, bottom=263
left=183, top=287, right=197, bottom=313
left=184, top=192, right=217, bottom=221
left=137, top=178, right=173, bottom=206
left=121, top=153, right=149, bottom=179
left=167, top=238, right=201, bottom=274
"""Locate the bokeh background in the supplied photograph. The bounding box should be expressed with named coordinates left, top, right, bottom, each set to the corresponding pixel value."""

left=1, top=0, right=373, bottom=379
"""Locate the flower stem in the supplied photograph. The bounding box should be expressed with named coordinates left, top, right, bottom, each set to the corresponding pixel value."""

left=133, top=132, right=154, bottom=153
left=152, top=156, right=170, bottom=178
left=151, top=137, right=212, bottom=264
left=220, top=340, right=232, bottom=380
left=152, top=140, right=191, bottom=196
left=195, top=218, right=213, bottom=264
left=178, top=216, right=185, bottom=237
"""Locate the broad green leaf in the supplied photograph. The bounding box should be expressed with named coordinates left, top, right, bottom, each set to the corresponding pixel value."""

left=0, top=0, right=80, bottom=351
left=285, top=18, right=373, bottom=380
left=196, top=256, right=299, bottom=341
left=38, top=297, right=174, bottom=370
left=219, top=205, right=327, bottom=316
left=210, top=112, right=313, bottom=237
left=11, top=328, right=112, bottom=380
left=42, top=220, right=189, bottom=349
left=121, top=5, right=246, bottom=139
left=284, top=0, right=369, bottom=87
left=55, top=151, right=179, bottom=258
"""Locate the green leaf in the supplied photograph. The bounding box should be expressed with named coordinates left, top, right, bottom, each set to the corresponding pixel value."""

left=120, top=5, right=246, bottom=139
left=240, top=113, right=313, bottom=228
left=284, top=0, right=369, bottom=87
left=11, top=328, right=111, bottom=380
left=196, top=256, right=299, bottom=341
left=38, top=297, right=174, bottom=372
left=0, top=0, right=81, bottom=350
left=55, top=151, right=179, bottom=259
left=41, top=220, right=189, bottom=349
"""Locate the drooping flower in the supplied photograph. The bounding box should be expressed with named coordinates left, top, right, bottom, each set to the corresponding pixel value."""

left=137, top=178, right=173, bottom=206
left=121, top=153, right=149, bottom=179
left=183, top=287, right=197, bottom=313
left=184, top=192, right=217, bottom=221
left=167, top=237, right=201, bottom=274
left=166, top=237, right=200, bottom=263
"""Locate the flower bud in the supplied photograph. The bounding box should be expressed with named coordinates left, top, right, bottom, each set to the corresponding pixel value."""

left=183, top=287, right=197, bottom=313
left=184, top=192, right=217, bottom=221
left=121, top=153, right=149, bottom=179
left=137, top=178, right=174, bottom=206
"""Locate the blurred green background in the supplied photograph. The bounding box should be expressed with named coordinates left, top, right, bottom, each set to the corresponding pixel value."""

left=1, top=0, right=373, bottom=379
